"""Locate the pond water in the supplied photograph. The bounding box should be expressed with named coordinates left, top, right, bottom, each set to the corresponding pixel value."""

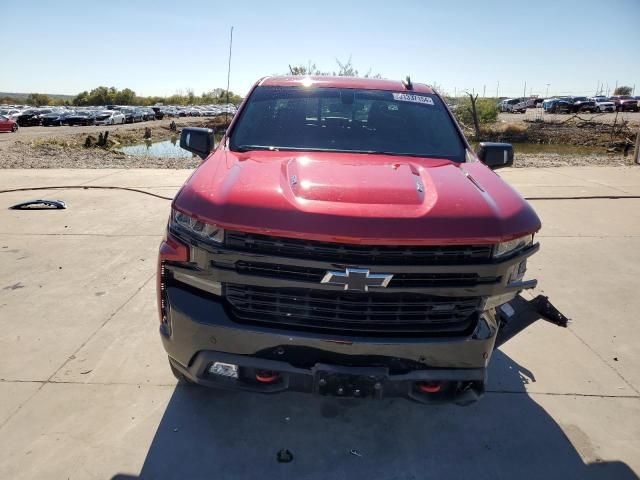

left=118, top=139, right=194, bottom=158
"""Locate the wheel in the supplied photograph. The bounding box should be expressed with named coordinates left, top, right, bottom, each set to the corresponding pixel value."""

left=169, top=359, right=195, bottom=385
left=11, top=123, right=18, bottom=132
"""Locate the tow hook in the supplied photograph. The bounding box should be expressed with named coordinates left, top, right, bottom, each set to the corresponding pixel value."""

left=494, top=294, right=570, bottom=348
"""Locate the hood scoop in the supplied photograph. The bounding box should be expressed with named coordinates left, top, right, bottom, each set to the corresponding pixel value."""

left=285, top=157, right=427, bottom=205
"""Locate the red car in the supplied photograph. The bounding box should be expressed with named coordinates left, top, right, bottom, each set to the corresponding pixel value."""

left=157, top=76, right=559, bottom=405
left=0, top=115, right=18, bottom=132
left=609, top=96, right=639, bottom=112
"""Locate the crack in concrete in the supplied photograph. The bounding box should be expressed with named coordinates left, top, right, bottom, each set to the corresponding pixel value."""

left=567, top=327, right=640, bottom=396
left=1, top=378, right=638, bottom=399
left=0, top=273, right=156, bottom=431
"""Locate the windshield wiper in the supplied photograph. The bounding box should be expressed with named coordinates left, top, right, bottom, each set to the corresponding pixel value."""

left=233, top=145, right=279, bottom=152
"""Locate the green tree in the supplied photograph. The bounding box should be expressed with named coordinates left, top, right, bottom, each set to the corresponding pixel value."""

left=26, top=93, right=51, bottom=106
left=613, top=86, right=633, bottom=96
left=454, top=95, right=498, bottom=137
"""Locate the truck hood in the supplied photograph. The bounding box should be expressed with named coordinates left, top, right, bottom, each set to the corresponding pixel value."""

left=175, top=149, right=541, bottom=245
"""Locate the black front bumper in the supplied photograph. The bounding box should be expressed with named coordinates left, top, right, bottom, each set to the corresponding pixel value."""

left=161, top=285, right=497, bottom=405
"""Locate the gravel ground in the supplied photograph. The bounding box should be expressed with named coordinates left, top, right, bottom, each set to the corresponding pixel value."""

left=514, top=152, right=635, bottom=168
left=0, top=142, right=202, bottom=168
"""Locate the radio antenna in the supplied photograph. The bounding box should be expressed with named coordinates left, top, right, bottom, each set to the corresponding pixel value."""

left=225, top=26, right=234, bottom=125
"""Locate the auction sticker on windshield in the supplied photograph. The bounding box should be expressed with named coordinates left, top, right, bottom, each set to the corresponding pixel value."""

left=392, top=93, right=434, bottom=105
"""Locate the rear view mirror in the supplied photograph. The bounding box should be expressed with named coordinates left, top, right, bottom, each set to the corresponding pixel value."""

left=180, top=127, right=215, bottom=159
left=476, top=142, right=514, bottom=170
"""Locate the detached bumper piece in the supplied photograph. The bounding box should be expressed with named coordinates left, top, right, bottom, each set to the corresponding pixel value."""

left=169, top=351, right=485, bottom=406
left=495, top=294, right=569, bottom=348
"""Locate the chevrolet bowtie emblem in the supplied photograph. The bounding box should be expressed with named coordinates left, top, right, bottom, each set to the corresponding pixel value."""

left=321, top=268, right=393, bottom=292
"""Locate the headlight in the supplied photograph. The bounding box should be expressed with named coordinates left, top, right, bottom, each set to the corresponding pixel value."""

left=170, top=209, right=224, bottom=243
left=493, top=234, right=533, bottom=258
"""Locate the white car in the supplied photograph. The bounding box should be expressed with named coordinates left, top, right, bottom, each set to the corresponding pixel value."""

left=94, top=110, right=125, bottom=125
left=590, top=97, right=616, bottom=113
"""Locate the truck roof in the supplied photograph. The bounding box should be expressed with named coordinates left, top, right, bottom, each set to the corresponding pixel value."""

left=259, top=75, right=435, bottom=94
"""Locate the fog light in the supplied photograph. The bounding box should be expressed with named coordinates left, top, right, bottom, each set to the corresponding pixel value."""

left=208, top=362, right=238, bottom=378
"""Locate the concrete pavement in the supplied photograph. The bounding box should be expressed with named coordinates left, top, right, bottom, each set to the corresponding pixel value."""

left=0, top=167, right=639, bottom=479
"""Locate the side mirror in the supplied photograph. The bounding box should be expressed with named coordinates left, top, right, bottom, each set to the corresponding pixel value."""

left=476, top=142, right=514, bottom=170
left=180, top=127, right=215, bottom=159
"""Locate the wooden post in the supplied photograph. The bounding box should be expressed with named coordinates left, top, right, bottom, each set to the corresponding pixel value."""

left=468, top=93, right=481, bottom=141
left=634, top=129, right=640, bottom=165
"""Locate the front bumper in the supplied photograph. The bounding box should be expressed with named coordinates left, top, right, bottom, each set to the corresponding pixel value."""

left=161, top=285, right=498, bottom=405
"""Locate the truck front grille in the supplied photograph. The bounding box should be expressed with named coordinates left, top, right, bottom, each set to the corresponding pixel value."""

left=234, top=261, right=500, bottom=288
left=225, top=284, right=479, bottom=335
left=225, top=231, right=493, bottom=265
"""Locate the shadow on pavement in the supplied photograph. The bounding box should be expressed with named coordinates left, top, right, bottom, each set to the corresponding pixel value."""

left=113, top=351, right=637, bottom=480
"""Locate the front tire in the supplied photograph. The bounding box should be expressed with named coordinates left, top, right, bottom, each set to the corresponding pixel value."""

left=11, top=123, right=18, bottom=132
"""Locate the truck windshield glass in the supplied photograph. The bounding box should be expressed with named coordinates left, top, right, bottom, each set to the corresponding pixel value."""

left=230, top=86, right=465, bottom=161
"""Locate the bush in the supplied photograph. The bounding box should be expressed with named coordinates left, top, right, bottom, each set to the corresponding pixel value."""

left=454, top=97, right=499, bottom=128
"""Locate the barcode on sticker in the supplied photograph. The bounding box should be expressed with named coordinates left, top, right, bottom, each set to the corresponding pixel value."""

left=392, top=93, right=434, bottom=105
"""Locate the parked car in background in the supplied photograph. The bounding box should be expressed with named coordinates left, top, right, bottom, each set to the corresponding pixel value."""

left=510, top=98, right=538, bottom=113
left=0, top=108, right=22, bottom=120
left=151, top=107, right=165, bottom=120
left=542, top=98, right=572, bottom=113
left=568, top=97, right=596, bottom=113
left=41, top=111, right=72, bottom=126
left=66, top=111, right=96, bottom=126
left=122, top=108, right=144, bottom=123
left=590, top=97, right=616, bottom=113
left=609, top=96, right=639, bottom=112
left=498, top=98, right=520, bottom=112
left=16, top=109, right=46, bottom=126
left=0, top=115, right=18, bottom=132
left=140, top=108, right=156, bottom=121
left=94, top=110, right=125, bottom=125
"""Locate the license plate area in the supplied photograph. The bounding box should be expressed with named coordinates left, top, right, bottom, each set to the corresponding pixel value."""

left=313, top=365, right=387, bottom=399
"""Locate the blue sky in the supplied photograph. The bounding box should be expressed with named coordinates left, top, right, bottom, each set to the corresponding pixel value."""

left=1, top=0, right=639, bottom=98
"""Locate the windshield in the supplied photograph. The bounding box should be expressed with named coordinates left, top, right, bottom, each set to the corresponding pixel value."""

left=230, top=86, right=465, bottom=161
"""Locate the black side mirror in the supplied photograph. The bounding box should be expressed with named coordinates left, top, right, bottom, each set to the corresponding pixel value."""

left=476, top=142, right=514, bottom=170
left=180, top=127, right=215, bottom=159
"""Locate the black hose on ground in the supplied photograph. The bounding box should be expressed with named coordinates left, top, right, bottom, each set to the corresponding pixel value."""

left=0, top=186, right=639, bottom=202
left=0, top=185, right=174, bottom=201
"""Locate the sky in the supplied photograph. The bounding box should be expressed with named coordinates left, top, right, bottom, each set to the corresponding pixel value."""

left=1, top=0, right=639, bottom=99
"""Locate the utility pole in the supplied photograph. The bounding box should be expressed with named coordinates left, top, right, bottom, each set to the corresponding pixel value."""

left=225, top=26, right=234, bottom=125
left=615, top=80, right=618, bottom=94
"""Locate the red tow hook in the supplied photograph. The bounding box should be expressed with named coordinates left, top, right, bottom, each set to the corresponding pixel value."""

left=255, top=370, right=279, bottom=383
left=417, top=381, right=442, bottom=393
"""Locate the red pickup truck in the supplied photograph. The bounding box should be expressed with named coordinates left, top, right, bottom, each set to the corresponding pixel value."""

left=158, top=76, right=547, bottom=405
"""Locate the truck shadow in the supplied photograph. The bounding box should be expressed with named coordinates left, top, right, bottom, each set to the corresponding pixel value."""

left=112, top=351, right=637, bottom=480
